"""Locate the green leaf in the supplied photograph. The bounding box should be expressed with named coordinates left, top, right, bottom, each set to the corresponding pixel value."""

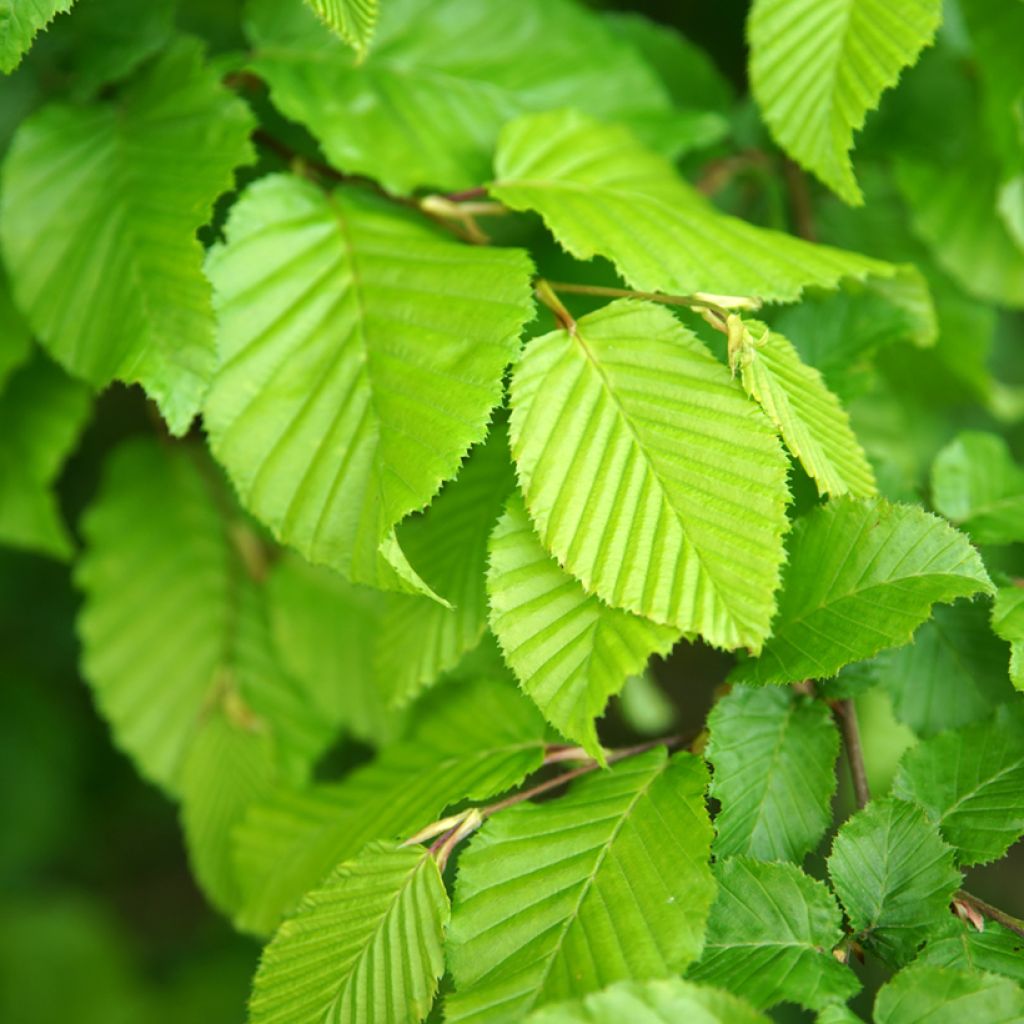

left=875, top=600, right=1017, bottom=737
left=250, top=842, right=449, bottom=1024
left=0, top=268, right=31, bottom=388
left=233, top=675, right=549, bottom=933
left=446, top=750, right=715, bottom=1024
left=491, top=109, right=899, bottom=304
left=706, top=685, right=839, bottom=862
left=828, top=797, right=961, bottom=964
left=75, top=439, right=332, bottom=795
left=304, top=0, right=377, bottom=54
left=0, top=351, right=90, bottom=559
left=374, top=425, right=516, bottom=707
left=892, top=704, right=1024, bottom=865
left=735, top=320, right=876, bottom=498
left=488, top=495, right=678, bottom=759
left=731, top=497, right=992, bottom=685
left=0, top=39, right=254, bottom=433
left=992, top=586, right=1024, bottom=691
left=932, top=432, right=1024, bottom=544
left=748, top=0, right=942, bottom=204
left=874, top=964, right=1024, bottom=1023
left=510, top=298, right=790, bottom=651
left=688, top=857, right=859, bottom=1011
left=523, top=979, right=769, bottom=1024
left=203, top=174, right=533, bottom=592
left=0, top=0, right=75, bottom=72
left=245, top=0, right=679, bottom=194
left=917, top=918, right=1024, bottom=985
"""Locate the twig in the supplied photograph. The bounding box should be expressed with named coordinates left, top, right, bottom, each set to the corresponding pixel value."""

left=538, top=280, right=760, bottom=322
left=442, top=186, right=489, bottom=202
left=833, top=698, right=871, bottom=809
left=782, top=158, right=817, bottom=241
left=955, top=890, right=1024, bottom=941
left=695, top=149, right=774, bottom=197
left=534, top=280, right=577, bottom=334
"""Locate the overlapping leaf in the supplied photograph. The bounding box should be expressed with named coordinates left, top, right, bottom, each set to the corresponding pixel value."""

left=992, top=586, right=1024, bottom=690
left=0, top=39, right=254, bottom=432
left=874, top=964, right=1024, bottom=1023
left=748, top=0, right=941, bottom=204
left=828, top=798, right=961, bottom=964
left=203, top=174, right=533, bottom=592
left=491, top=109, right=899, bottom=303
left=688, top=857, right=858, bottom=1010
left=488, top=496, right=678, bottom=759
left=245, top=0, right=680, bottom=194
left=305, top=0, right=377, bottom=54
left=0, top=0, right=75, bottom=72
left=446, top=750, right=715, bottom=1024
left=918, top=918, right=1024, bottom=984
left=250, top=842, right=448, bottom=1024
left=510, top=299, right=790, bottom=651
left=732, top=497, right=992, bottom=685
left=706, top=686, right=839, bottom=861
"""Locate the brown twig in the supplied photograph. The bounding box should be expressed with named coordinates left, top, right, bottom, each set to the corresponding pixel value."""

left=832, top=698, right=871, bottom=809
left=782, top=158, right=818, bottom=241
left=954, top=890, right=1024, bottom=941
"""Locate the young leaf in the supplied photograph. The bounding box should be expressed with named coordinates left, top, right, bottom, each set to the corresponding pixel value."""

left=446, top=750, right=715, bottom=1024
left=305, top=0, right=378, bottom=54
left=523, top=979, right=769, bottom=1024
left=731, top=497, right=992, bottom=685
left=0, top=39, right=254, bottom=433
left=828, top=798, right=961, bottom=964
left=706, top=686, right=839, bottom=862
left=874, top=964, right=1024, bottom=1023
left=992, top=586, right=1024, bottom=690
left=245, top=0, right=678, bottom=194
left=250, top=842, right=449, bottom=1024
left=491, top=109, right=900, bottom=303
left=0, top=351, right=90, bottom=559
left=233, top=675, right=549, bottom=933
left=203, top=174, right=533, bottom=593
left=931, top=432, right=1024, bottom=545
left=917, top=918, right=1024, bottom=985
left=734, top=320, right=876, bottom=498
left=510, top=299, right=790, bottom=651
left=688, top=857, right=859, bottom=1010
left=488, top=495, right=679, bottom=760
left=0, top=0, right=75, bottom=72
left=892, top=704, right=1024, bottom=865
left=875, top=600, right=1016, bottom=737
left=747, top=0, right=942, bottom=205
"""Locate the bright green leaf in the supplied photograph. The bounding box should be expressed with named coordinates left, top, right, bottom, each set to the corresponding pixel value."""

left=706, top=685, right=839, bottom=862
left=304, top=0, right=377, bottom=54
left=874, top=964, right=1024, bottom=1023
left=488, top=494, right=679, bottom=759
left=0, top=39, right=254, bottom=432
left=828, top=797, right=961, bottom=964
left=731, top=497, right=992, bottom=685
left=992, top=586, right=1024, bottom=691
left=204, top=174, right=533, bottom=593
left=491, top=109, right=900, bottom=303
left=0, top=0, right=75, bottom=72
left=748, top=0, right=942, bottom=204
left=250, top=842, right=448, bottom=1024
left=688, top=857, right=859, bottom=1010
left=917, top=917, right=1024, bottom=985
left=446, top=750, right=715, bottom=1024
left=510, top=298, right=790, bottom=651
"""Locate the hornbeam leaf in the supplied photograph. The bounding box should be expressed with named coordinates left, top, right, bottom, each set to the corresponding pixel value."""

left=446, top=749, right=715, bottom=1024
left=75, top=439, right=332, bottom=795
left=524, top=979, right=770, bottom=1024
left=992, top=586, right=1024, bottom=691
left=488, top=495, right=679, bottom=759
left=509, top=299, right=790, bottom=651
left=491, top=109, right=899, bottom=303
left=0, top=39, right=254, bottom=433
left=828, top=798, right=961, bottom=964
left=246, top=0, right=678, bottom=194
left=747, top=0, right=942, bottom=205
left=931, top=432, right=1024, bottom=545
left=731, top=497, right=992, bottom=685
left=233, top=676, right=549, bottom=934
left=892, top=704, right=1024, bottom=865
left=874, top=964, right=1024, bottom=1024
left=250, top=842, right=449, bottom=1024
left=0, top=0, right=75, bottom=72
left=0, top=351, right=90, bottom=559
left=918, top=918, right=1024, bottom=985
left=706, top=685, right=839, bottom=862
left=735, top=321, right=876, bottom=498
left=304, top=0, right=377, bottom=54
left=374, top=425, right=516, bottom=708
left=203, top=174, right=534, bottom=592
left=688, top=857, right=859, bottom=1011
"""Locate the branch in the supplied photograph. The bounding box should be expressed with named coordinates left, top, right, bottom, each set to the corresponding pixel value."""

left=832, top=698, right=871, bottom=809
left=955, top=890, right=1024, bottom=941
left=781, top=159, right=818, bottom=241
